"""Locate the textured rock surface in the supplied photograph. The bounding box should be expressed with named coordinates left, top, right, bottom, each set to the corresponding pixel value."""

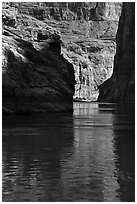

left=98, top=3, right=135, bottom=102
left=62, top=39, right=115, bottom=101
left=2, top=6, right=75, bottom=114
left=7, top=2, right=121, bottom=21
left=3, top=2, right=122, bottom=101
left=43, top=2, right=121, bottom=101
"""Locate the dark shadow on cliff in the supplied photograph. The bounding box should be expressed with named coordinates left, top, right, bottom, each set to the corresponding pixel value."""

left=98, top=3, right=135, bottom=102
left=2, top=35, right=75, bottom=115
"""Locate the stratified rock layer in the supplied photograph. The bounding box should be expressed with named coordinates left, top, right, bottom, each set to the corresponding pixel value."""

left=3, top=2, right=122, bottom=101
left=98, top=3, right=135, bottom=102
left=6, top=2, right=121, bottom=21
left=62, top=39, right=115, bottom=101
left=2, top=6, right=75, bottom=114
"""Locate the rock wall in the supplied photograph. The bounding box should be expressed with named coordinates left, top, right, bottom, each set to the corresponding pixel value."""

left=6, top=2, right=121, bottom=21
left=2, top=6, right=75, bottom=114
left=98, top=3, right=135, bottom=102
left=3, top=2, right=122, bottom=101
left=62, top=39, right=115, bottom=101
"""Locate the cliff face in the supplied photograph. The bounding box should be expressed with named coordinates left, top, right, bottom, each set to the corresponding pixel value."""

left=62, top=39, right=115, bottom=101
left=4, top=2, right=122, bottom=101
left=8, top=2, right=121, bottom=21
left=98, top=3, right=135, bottom=102
left=2, top=6, right=75, bottom=114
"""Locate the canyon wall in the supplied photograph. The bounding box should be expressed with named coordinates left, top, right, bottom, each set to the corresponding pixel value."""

left=98, top=2, right=135, bottom=102
left=7, top=2, right=121, bottom=21
left=3, top=2, right=122, bottom=101
left=2, top=5, right=75, bottom=114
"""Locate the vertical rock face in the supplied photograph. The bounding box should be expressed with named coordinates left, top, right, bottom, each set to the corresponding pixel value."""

left=2, top=5, right=75, bottom=114
left=3, top=2, right=122, bottom=101
left=98, top=3, right=135, bottom=102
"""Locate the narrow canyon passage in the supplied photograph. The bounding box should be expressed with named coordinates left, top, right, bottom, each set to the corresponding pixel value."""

left=2, top=2, right=135, bottom=202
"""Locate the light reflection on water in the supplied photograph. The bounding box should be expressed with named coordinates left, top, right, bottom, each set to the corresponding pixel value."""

left=2, top=102, right=135, bottom=202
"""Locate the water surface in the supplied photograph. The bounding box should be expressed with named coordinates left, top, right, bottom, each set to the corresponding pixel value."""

left=2, top=102, right=135, bottom=202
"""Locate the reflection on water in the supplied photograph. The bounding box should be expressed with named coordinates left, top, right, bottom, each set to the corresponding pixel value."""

left=2, top=102, right=135, bottom=202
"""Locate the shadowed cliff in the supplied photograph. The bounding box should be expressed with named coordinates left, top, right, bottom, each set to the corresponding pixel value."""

left=2, top=5, right=75, bottom=114
left=98, top=2, right=135, bottom=102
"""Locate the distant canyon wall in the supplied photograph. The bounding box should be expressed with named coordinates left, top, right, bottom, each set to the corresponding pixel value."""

left=98, top=2, right=135, bottom=102
left=7, top=2, right=121, bottom=21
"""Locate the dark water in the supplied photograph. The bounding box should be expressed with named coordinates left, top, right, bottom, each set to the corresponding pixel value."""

left=2, top=102, right=135, bottom=202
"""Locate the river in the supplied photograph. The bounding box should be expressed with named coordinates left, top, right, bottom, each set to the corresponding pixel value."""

left=2, top=102, right=135, bottom=202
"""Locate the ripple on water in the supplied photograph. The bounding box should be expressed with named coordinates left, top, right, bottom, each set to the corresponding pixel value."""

left=2, top=102, right=135, bottom=202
